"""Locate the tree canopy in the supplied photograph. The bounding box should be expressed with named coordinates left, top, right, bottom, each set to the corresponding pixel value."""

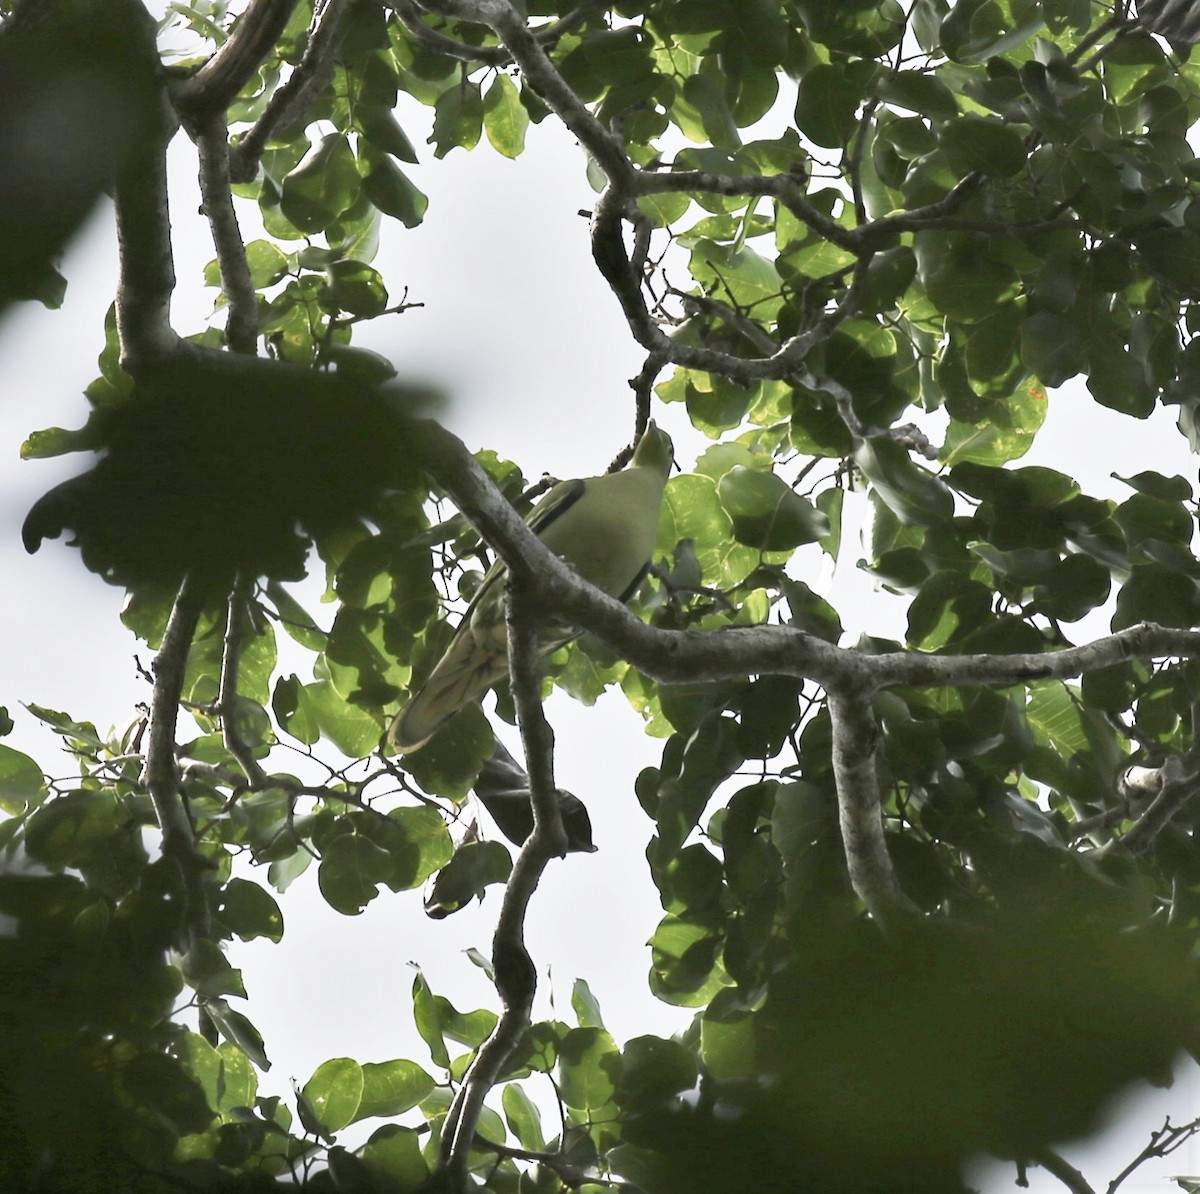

left=6, top=0, right=1200, bottom=1191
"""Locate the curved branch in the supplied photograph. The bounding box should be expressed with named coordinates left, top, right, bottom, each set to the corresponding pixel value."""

left=439, top=579, right=566, bottom=1186
left=827, top=687, right=920, bottom=928
left=141, top=575, right=211, bottom=946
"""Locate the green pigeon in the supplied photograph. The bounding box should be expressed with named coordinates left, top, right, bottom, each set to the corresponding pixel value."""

left=389, top=422, right=674, bottom=753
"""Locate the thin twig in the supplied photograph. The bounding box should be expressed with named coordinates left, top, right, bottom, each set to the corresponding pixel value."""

left=1031, top=1148, right=1097, bottom=1194
left=218, top=575, right=269, bottom=786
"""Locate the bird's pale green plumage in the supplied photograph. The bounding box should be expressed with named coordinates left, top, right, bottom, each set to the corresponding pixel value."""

left=389, top=423, right=673, bottom=753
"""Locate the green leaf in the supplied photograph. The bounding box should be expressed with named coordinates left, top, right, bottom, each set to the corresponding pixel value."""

left=906, top=572, right=993, bottom=650
left=854, top=437, right=954, bottom=527
left=0, top=743, right=45, bottom=813
left=302, top=1058, right=364, bottom=1134
left=940, top=115, right=1026, bottom=177
left=124, top=1053, right=214, bottom=1136
left=362, top=155, right=429, bottom=228
left=940, top=378, right=1047, bottom=467
left=431, top=81, right=484, bottom=157
left=794, top=62, right=862, bottom=149
left=325, top=260, right=388, bottom=317
left=355, top=1060, right=435, bottom=1122
left=681, top=74, right=741, bottom=148
left=659, top=474, right=759, bottom=588
left=423, top=839, right=512, bottom=918
left=558, top=1027, right=619, bottom=1112
left=361, top=1124, right=429, bottom=1188
left=716, top=466, right=830, bottom=551
left=280, top=134, right=361, bottom=234
left=216, top=878, right=284, bottom=943
left=318, top=833, right=392, bottom=915
left=483, top=73, right=529, bottom=158
left=616, top=1035, right=699, bottom=1110
left=304, top=680, right=382, bottom=757
left=502, top=1083, right=545, bottom=1150
left=1112, top=565, right=1200, bottom=631
left=572, top=979, right=606, bottom=1029
left=244, top=239, right=290, bottom=288
left=877, top=69, right=958, bottom=120
left=412, top=972, right=451, bottom=1069
left=206, top=997, right=271, bottom=1071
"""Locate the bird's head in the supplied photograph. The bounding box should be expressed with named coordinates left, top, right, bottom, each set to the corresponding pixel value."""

left=632, top=420, right=675, bottom=479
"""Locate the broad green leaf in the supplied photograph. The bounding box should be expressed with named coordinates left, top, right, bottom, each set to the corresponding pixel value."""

left=361, top=1124, right=429, bottom=1188
left=356, top=1061, right=435, bottom=1122
left=854, top=437, right=954, bottom=527
left=362, top=155, right=429, bottom=228
left=412, top=972, right=451, bottom=1069
left=216, top=878, right=284, bottom=943
left=483, top=73, right=529, bottom=158
left=304, top=680, right=381, bottom=757
left=0, top=743, right=45, bottom=813
left=206, top=997, right=271, bottom=1071
left=659, top=474, right=759, bottom=587
left=502, top=1082, right=545, bottom=1151
left=572, top=979, right=605, bottom=1029
left=877, top=69, right=958, bottom=120
left=280, top=134, right=361, bottom=234
left=716, top=466, right=829, bottom=551
left=940, top=378, right=1047, bottom=467
left=940, top=116, right=1026, bottom=177
left=318, top=833, right=392, bottom=914
left=302, top=1058, right=364, bottom=1134
left=558, top=1027, right=619, bottom=1111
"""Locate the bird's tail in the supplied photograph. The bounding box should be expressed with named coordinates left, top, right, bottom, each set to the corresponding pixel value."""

left=388, top=629, right=508, bottom=753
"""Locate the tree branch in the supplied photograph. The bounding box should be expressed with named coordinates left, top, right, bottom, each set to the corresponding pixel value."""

left=439, top=578, right=566, bottom=1187
left=173, top=0, right=301, bottom=117
left=414, top=0, right=630, bottom=182
left=827, top=685, right=920, bottom=927
left=1112, top=757, right=1198, bottom=856
left=229, top=0, right=356, bottom=183
left=115, top=15, right=183, bottom=370
left=193, top=114, right=258, bottom=353
left=218, top=576, right=269, bottom=787
left=141, top=575, right=211, bottom=946
left=1030, top=1148, right=1097, bottom=1194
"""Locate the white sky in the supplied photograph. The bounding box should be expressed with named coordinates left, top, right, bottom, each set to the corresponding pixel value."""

left=3, top=80, right=1200, bottom=1191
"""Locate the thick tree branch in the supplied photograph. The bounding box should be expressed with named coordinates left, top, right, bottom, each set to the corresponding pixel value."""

left=439, top=580, right=566, bottom=1186
left=173, top=0, right=300, bottom=117
left=229, top=0, right=356, bottom=183
left=115, top=16, right=183, bottom=370
left=827, top=686, right=920, bottom=927
left=193, top=114, right=258, bottom=353
left=141, top=575, right=211, bottom=945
